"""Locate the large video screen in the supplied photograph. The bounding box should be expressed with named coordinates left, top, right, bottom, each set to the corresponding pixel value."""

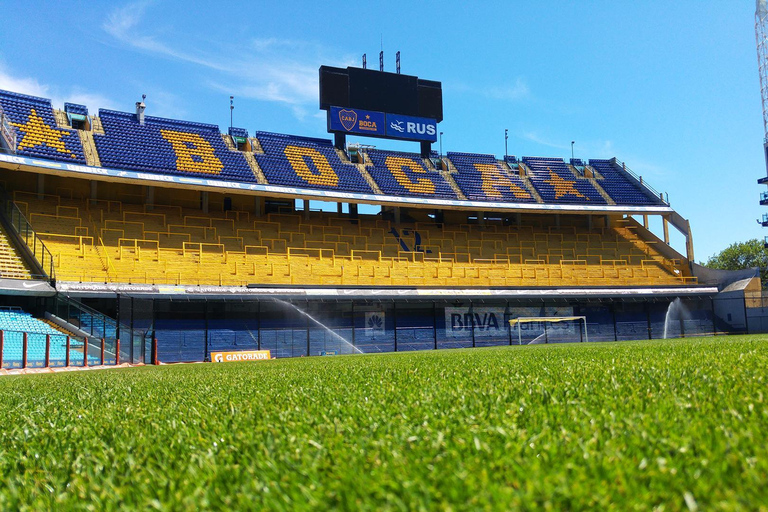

left=319, top=66, right=443, bottom=122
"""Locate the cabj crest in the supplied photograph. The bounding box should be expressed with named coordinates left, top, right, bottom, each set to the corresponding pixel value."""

left=339, top=109, right=357, bottom=131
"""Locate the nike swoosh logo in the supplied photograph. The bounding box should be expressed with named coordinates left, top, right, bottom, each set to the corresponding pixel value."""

left=21, top=282, right=45, bottom=289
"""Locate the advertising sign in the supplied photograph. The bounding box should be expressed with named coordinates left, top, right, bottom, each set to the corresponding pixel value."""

left=211, top=350, right=271, bottom=362
left=328, top=106, right=437, bottom=142
left=365, top=311, right=386, bottom=335
left=385, top=113, right=438, bottom=142
left=328, top=106, right=385, bottom=137
left=444, top=307, right=506, bottom=338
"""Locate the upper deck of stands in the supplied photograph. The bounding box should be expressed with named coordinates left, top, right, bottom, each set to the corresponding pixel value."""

left=0, top=88, right=665, bottom=208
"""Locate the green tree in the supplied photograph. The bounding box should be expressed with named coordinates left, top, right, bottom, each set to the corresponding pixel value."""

left=704, top=238, right=768, bottom=286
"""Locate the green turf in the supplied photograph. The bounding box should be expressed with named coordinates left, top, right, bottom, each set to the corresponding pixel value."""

left=1, top=336, right=767, bottom=510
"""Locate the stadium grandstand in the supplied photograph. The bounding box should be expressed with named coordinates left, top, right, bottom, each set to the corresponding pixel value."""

left=0, top=78, right=758, bottom=366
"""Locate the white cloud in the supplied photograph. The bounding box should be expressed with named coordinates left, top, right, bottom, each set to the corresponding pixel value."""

left=522, top=132, right=570, bottom=151
left=448, top=78, right=530, bottom=102
left=102, top=2, right=345, bottom=118
left=0, top=63, right=117, bottom=111
left=484, top=79, right=530, bottom=101
left=0, top=66, right=50, bottom=99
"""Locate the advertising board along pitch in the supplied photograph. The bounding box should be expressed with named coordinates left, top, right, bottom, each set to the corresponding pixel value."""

left=211, top=350, right=272, bottom=362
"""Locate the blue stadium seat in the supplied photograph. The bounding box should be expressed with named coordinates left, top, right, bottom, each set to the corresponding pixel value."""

left=93, top=109, right=256, bottom=182
left=523, top=157, right=606, bottom=204
left=366, top=149, right=456, bottom=199
left=588, top=159, right=661, bottom=205
left=448, top=152, right=536, bottom=203
left=0, top=308, right=94, bottom=368
left=0, top=90, right=87, bottom=163
left=254, top=131, right=373, bottom=193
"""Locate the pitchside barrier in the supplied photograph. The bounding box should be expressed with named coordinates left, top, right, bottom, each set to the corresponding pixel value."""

left=0, top=330, right=161, bottom=369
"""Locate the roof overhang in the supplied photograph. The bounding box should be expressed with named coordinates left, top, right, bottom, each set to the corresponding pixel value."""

left=56, top=281, right=717, bottom=300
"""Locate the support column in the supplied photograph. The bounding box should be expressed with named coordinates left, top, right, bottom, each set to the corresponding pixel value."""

left=394, top=207, right=401, bottom=226
left=303, top=199, right=310, bottom=220
left=334, top=133, right=346, bottom=150
left=37, top=174, right=45, bottom=200
left=663, top=216, right=670, bottom=244
left=201, top=191, right=209, bottom=214
left=145, top=186, right=154, bottom=211
left=254, top=196, right=263, bottom=217
left=393, top=301, right=398, bottom=352
left=643, top=214, right=649, bottom=229
left=470, top=301, right=476, bottom=348
left=337, top=203, right=343, bottom=215
left=478, top=212, right=485, bottom=228
left=685, top=220, right=695, bottom=264
left=516, top=213, right=521, bottom=228
left=433, top=301, right=438, bottom=350
left=587, top=214, right=593, bottom=230
left=555, top=213, right=560, bottom=228
left=90, top=180, right=97, bottom=205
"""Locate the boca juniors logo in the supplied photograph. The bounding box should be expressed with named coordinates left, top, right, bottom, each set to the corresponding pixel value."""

left=339, top=109, right=357, bottom=131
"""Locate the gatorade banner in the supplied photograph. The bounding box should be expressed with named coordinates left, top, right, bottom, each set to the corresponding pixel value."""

left=211, top=350, right=271, bottom=362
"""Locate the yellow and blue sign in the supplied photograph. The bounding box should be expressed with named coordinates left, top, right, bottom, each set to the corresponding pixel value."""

left=329, top=107, right=385, bottom=137
left=328, top=106, right=437, bottom=142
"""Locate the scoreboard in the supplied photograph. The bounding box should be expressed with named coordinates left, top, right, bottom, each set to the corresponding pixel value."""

left=319, top=66, right=443, bottom=143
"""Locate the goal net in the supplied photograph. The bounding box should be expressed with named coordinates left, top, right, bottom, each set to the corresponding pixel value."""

left=508, top=316, right=588, bottom=345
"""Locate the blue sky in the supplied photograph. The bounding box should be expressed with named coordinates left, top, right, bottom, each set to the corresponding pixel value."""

left=0, top=1, right=762, bottom=261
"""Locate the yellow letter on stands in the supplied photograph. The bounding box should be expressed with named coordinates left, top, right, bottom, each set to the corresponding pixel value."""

left=160, top=130, right=224, bottom=175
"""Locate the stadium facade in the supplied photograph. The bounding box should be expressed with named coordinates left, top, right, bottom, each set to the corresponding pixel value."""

left=0, top=70, right=760, bottom=367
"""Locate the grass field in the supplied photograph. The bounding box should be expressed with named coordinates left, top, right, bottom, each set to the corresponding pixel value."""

left=1, top=336, right=767, bottom=510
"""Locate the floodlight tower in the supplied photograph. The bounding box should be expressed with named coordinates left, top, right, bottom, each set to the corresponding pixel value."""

left=757, top=0, right=768, bottom=165
left=756, top=0, right=768, bottom=240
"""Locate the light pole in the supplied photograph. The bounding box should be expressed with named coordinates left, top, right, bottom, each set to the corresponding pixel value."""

left=571, top=140, right=575, bottom=161
left=439, top=131, right=444, bottom=159
left=505, top=129, right=509, bottom=160
left=230, top=96, right=234, bottom=130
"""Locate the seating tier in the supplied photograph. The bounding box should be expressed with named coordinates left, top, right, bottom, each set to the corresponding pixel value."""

left=254, top=132, right=372, bottom=193
left=366, top=149, right=457, bottom=199
left=0, top=309, right=92, bottom=367
left=93, top=109, right=255, bottom=182
left=448, top=152, right=537, bottom=203
left=19, top=192, right=693, bottom=289
left=0, top=90, right=86, bottom=163
left=589, top=159, right=660, bottom=205
left=523, top=157, right=606, bottom=204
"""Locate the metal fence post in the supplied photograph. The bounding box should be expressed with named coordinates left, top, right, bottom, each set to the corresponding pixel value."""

left=0, top=330, right=4, bottom=369
left=45, top=334, right=50, bottom=367
left=22, top=332, right=27, bottom=369
left=83, top=338, right=88, bottom=367
left=65, top=336, right=70, bottom=367
left=115, top=338, right=120, bottom=364
left=101, top=338, right=105, bottom=366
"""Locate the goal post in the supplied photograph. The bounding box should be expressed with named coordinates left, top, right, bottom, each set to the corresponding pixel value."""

left=508, top=316, right=588, bottom=345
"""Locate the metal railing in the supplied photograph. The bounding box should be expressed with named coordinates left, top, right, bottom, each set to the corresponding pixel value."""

left=0, top=186, right=55, bottom=281
left=610, top=157, right=667, bottom=205
left=0, top=103, right=17, bottom=154
left=53, top=295, right=118, bottom=340
left=0, top=329, right=118, bottom=369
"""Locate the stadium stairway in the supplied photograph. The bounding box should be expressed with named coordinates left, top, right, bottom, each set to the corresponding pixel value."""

left=334, top=147, right=384, bottom=194
left=429, top=158, right=467, bottom=200
left=0, top=223, right=33, bottom=280
left=15, top=192, right=696, bottom=288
